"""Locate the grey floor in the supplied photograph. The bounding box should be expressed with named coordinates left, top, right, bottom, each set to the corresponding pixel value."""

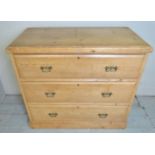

left=0, top=95, right=155, bottom=133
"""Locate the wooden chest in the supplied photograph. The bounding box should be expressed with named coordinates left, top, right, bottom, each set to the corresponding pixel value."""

left=7, top=27, right=152, bottom=128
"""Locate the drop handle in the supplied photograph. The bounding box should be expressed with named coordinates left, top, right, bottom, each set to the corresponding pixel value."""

left=98, top=113, right=108, bottom=118
left=105, top=65, right=118, bottom=72
left=45, top=92, right=56, bottom=97
left=48, top=112, right=58, bottom=117
left=101, top=92, right=112, bottom=97
left=91, top=50, right=96, bottom=53
left=40, top=65, right=52, bottom=72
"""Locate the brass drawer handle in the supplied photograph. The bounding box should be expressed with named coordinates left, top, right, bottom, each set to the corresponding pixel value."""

left=48, top=112, right=58, bottom=117
left=98, top=113, right=108, bottom=118
left=40, top=65, right=52, bottom=72
left=45, top=92, right=56, bottom=97
left=91, top=50, right=96, bottom=53
left=101, top=92, right=112, bottom=97
left=105, top=66, right=118, bottom=72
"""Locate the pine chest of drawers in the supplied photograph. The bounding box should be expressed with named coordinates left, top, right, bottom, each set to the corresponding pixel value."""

left=7, top=27, right=152, bottom=128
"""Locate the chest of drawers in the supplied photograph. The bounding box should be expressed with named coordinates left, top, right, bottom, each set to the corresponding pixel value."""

left=7, top=27, right=152, bottom=128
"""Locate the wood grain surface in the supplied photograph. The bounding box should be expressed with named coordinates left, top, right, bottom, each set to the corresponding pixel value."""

left=7, top=27, right=152, bottom=54
left=7, top=27, right=152, bottom=128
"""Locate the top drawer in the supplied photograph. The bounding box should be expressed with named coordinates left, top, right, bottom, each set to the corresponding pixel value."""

left=14, top=54, right=144, bottom=80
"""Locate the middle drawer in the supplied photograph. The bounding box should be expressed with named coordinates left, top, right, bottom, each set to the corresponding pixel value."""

left=22, top=82, right=136, bottom=105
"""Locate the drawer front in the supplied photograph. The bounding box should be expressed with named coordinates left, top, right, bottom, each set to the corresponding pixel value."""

left=29, top=105, right=128, bottom=128
left=15, top=55, right=144, bottom=80
left=22, top=82, right=136, bottom=105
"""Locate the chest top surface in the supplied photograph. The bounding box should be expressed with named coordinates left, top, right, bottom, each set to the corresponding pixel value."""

left=7, top=27, right=152, bottom=54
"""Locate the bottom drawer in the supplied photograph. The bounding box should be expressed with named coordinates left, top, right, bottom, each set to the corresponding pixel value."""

left=29, top=105, right=129, bottom=128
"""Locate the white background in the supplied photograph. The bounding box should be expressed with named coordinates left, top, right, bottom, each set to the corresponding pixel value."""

left=0, top=21, right=154, bottom=95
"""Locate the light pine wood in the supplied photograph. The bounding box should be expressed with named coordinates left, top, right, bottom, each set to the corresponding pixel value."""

left=7, top=27, right=152, bottom=129
left=7, top=27, right=152, bottom=54
left=30, top=121, right=127, bottom=129
left=15, top=54, right=144, bottom=80
left=22, top=82, right=136, bottom=105
left=29, top=105, right=128, bottom=128
left=127, top=54, right=149, bottom=111
left=9, top=54, right=33, bottom=121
